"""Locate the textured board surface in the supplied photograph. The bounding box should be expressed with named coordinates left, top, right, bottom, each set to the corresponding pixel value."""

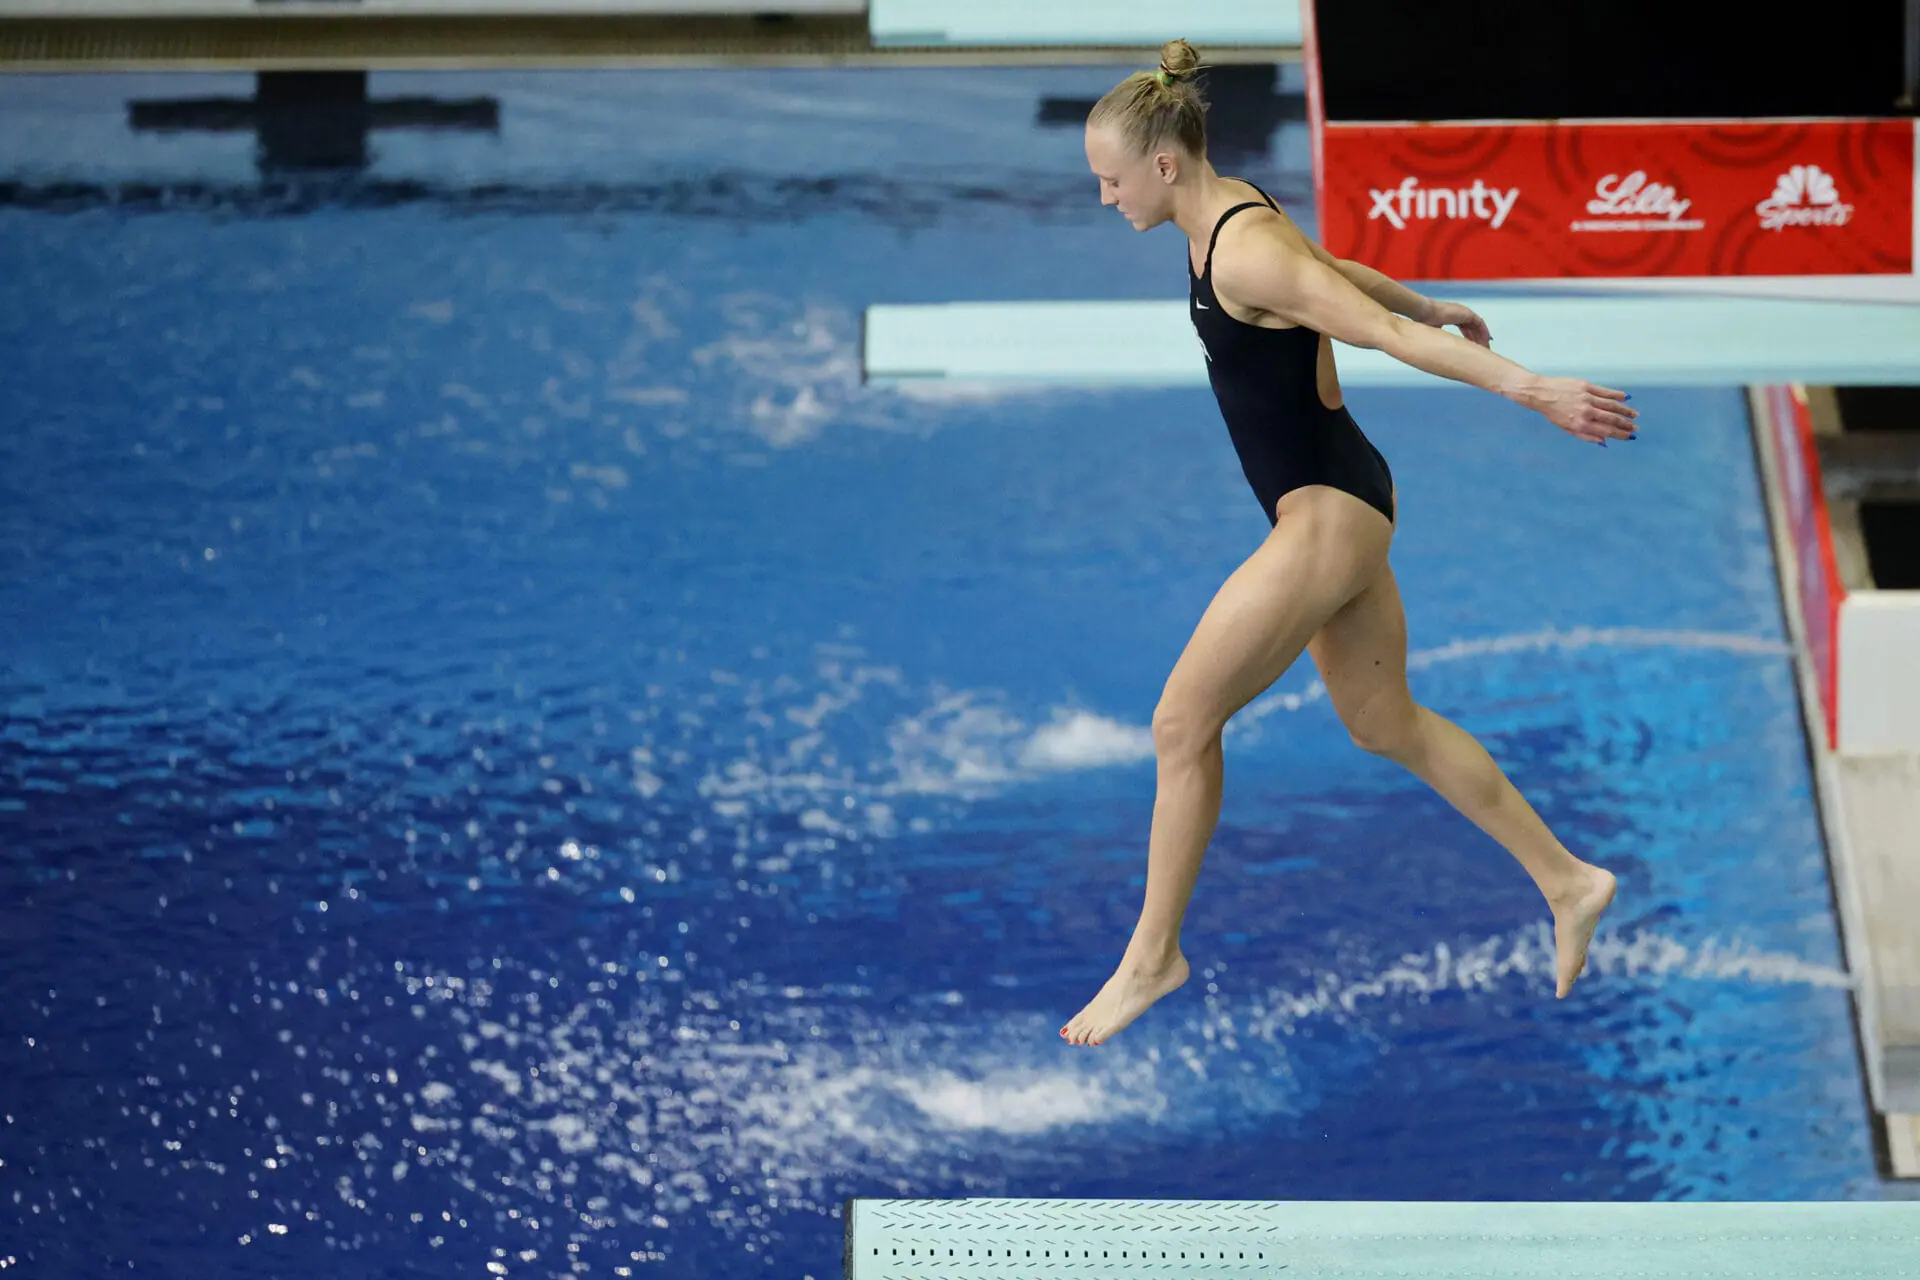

left=847, top=1199, right=1920, bottom=1278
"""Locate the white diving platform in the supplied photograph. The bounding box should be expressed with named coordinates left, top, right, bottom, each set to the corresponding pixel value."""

left=845, top=1199, right=1920, bottom=1278
left=863, top=295, right=1920, bottom=389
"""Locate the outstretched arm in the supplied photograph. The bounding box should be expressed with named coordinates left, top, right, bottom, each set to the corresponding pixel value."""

left=1299, top=237, right=1494, bottom=344
left=1310, top=243, right=1434, bottom=318
left=1220, top=224, right=1637, bottom=443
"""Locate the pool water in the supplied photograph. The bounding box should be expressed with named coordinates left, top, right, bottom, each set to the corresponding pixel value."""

left=0, top=65, right=1887, bottom=1280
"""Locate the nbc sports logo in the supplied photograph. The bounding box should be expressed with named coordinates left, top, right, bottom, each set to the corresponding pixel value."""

left=1756, top=164, right=1855, bottom=231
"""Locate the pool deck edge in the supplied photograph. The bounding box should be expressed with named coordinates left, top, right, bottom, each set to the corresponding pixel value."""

left=1747, top=383, right=1920, bottom=1181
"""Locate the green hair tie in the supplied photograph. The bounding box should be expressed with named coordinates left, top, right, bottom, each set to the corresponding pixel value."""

left=1155, top=68, right=1171, bottom=86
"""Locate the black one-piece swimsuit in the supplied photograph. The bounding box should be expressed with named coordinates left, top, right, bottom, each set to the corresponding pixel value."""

left=1189, top=179, right=1396, bottom=528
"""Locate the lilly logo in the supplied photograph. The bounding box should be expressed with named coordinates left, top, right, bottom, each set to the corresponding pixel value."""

left=1569, top=170, right=1703, bottom=232
left=1756, top=164, right=1855, bottom=231
left=1587, top=171, right=1692, bottom=221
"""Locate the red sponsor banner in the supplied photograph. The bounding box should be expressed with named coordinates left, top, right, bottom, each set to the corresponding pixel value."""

left=1764, top=383, right=1845, bottom=749
left=1320, top=118, right=1915, bottom=278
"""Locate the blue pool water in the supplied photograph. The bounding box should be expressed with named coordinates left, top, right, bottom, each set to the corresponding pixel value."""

left=0, top=66, right=1889, bottom=1280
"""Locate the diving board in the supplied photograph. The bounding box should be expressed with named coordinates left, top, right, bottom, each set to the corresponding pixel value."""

left=868, top=0, right=1301, bottom=48
left=0, top=0, right=864, bottom=12
left=863, top=296, right=1920, bottom=388
left=845, top=1199, right=1920, bottom=1278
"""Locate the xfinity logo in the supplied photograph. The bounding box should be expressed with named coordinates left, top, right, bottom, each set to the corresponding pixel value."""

left=1367, top=177, right=1520, bottom=230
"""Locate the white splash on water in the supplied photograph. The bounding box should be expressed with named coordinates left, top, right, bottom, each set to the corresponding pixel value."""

left=403, top=923, right=1847, bottom=1175
left=887, top=1067, right=1164, bottom=1134
left=1232, top=625, right=1790, bottom=734
left=1238, top=923, right=1849, bottom=1044
left=1018, top=709, right=1156, bottom=771
left=692, top=296, right=864, bottom=449
left=643, top=626, right=1790, bottom=849
left=924, top=625, right=1788, bottom=787
left=687, top=294, right=1123, bottom=449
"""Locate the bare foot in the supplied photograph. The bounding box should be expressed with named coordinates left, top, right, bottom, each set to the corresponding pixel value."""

left=1061, top=948, right=1189, bottom=1046
left=1549, top=865, right=1617, bottom=998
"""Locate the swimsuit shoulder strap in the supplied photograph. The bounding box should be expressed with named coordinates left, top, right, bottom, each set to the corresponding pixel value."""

left=1201, top=201, right=1271, bottom=278
left=1234, top=177, right=1282, bottom=212
left=1199, top=176, right=1284, bottom=277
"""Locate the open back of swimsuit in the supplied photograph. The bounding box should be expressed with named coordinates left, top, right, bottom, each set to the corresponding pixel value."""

left=1188, top=179, right=1396, bottom=528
